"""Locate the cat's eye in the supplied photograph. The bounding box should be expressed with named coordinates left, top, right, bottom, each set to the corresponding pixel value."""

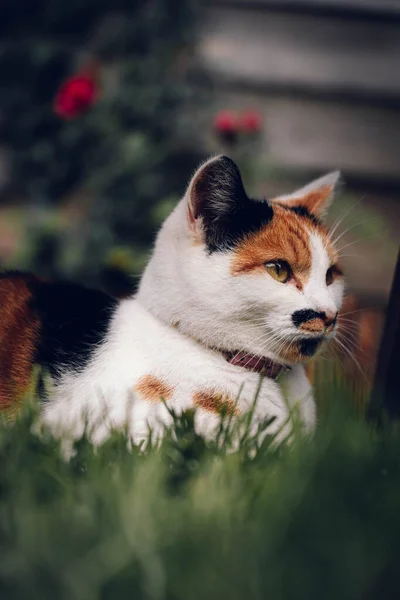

left=265, top=260, right=291, bottom=283
left=326, top=265, right=342, bottom=285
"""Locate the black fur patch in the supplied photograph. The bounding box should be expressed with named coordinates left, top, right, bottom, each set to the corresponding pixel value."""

left=280, top=204, right=322, bottom=227
left=193, top=156, right=274, bottom=253
left=28, top=279, right=117, bottom=378
left=205, top=197, right=274, bottom=254
left=292, top=309, right=325, bottom=327
left=299, top=337, right=323, bottom=357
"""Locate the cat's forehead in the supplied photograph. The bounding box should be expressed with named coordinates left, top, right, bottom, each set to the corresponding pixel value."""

left=230, top=203, right=337, bottom=277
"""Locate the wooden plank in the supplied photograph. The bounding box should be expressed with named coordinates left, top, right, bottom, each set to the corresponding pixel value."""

left=371, top=249, right=400, bottom=418
left=207, top=0, right=400, bottom=19
left=209, top=89, right=400, bottom=180
left=199, top=6, right=400, bottom=97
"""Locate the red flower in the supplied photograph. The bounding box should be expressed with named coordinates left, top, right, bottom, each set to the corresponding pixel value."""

left=240, top=110, right=263, bottom=133
left=54, top=73, right=99, bottom=120
left=213, top=110, right=238, bottom=134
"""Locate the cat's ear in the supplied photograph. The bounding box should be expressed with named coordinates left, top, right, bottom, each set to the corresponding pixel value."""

left=186, top=155, right=248, bottom=229
left=273, top=171, right=341, bottom=221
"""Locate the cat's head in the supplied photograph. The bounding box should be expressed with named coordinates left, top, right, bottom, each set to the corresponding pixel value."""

left=145, top=155, right=345, bottom=365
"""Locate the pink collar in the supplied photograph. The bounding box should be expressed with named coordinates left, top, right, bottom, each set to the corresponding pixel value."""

left=223, top=350, right=290, bottom=379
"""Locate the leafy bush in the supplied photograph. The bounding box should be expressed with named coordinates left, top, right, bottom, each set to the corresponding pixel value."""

left=1, top=384, right=399, bottom=600
left=0, top=0, right=205, bottom=290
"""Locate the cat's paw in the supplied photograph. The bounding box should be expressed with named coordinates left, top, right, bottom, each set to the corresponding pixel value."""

left=192, top=371, right=291, bottom=444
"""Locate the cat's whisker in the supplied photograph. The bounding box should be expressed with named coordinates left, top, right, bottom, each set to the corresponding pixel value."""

left=336, top=329, right=361, bottom=349
left=337, top=233, right=381, bottom=254
left=327, top=198, right=363, bottom=240
left=337, top=316, right=361, bottom=325
left=337, top=240, right=362, bottom=253
left=330, top=342, right=346, bottom=372
left=337, top=253, right=363, bottom=259
left=332, top=219, right=366, bottom=247
left=336, top=330, right=361, bottom=344
left=240, top=330, right=290, bottom=359
left=243, top=353, right=259, bottom=369
left=333, top=336, right=369, bottom=382
left=339, top=308, right=369, bottom=317
left=336, top=330, right=372, bottom=361
left=336, top=326, right=360, bottom=339
left=336, top=337, right=372, bottom=368
left=337, top=321, right=361, bottom=332
left=270, top=334, right=294, bottom=358
left=317, top=354, right=329, bottom=362
left=227, top=327, right=286, bottom=365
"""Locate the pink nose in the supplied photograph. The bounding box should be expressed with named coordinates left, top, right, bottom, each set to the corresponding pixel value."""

left=322, top=311, right=338, bottom=327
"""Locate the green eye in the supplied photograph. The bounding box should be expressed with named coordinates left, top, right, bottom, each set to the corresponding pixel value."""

left=326, top=265, right=342, bottom=286
left=265, top=260, right=291, bottom=283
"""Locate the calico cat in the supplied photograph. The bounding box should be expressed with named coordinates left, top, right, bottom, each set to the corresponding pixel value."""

left=0, top=156, right=344, bottom=443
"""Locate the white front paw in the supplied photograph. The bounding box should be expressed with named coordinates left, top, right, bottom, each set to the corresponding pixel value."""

left=225, top=373, right=291, bottom=445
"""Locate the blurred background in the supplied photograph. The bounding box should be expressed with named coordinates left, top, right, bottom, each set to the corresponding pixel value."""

left=0, top=0, right=398, bottom=404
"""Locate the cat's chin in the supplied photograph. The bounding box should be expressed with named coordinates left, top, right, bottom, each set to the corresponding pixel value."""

left=275, top=334, right=326, bottom=364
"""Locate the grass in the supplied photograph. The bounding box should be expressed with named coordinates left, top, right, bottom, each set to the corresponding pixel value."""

left=1, top=382, right=400, bottom=600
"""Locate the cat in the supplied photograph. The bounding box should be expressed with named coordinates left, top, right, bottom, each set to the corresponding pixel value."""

left=0, top=156, right=344, bottom=444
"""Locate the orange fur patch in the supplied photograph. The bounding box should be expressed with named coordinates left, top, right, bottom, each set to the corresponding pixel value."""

left=230, top=204, right=337, bottom=283
left=135, top=375, right=173, bottom=402
left=193, top=390, right=239, bottom=415
left=299, top=318, right=325, bottom=333
left=0, top=275, right=40, bottom=410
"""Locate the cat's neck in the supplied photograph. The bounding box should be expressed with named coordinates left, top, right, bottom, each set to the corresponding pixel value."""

left=137, top=201, right=229, bottom=350
left=136, top=201, right=190, bottom=323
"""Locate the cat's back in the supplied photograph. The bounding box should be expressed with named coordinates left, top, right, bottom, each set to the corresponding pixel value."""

left=0, top=272, right=41, bottom=408
left=0, top=272, right=117, bottom=408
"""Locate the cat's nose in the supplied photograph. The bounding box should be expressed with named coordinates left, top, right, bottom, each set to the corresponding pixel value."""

left=321, top=311, right=338, bottom=327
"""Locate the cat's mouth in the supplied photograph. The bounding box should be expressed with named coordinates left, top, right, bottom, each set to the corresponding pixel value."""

left=277, top=333, right=326, bottom=363
left=298, top=336, right=324, bottom=357
left=222, top=321, right=336, bottom=369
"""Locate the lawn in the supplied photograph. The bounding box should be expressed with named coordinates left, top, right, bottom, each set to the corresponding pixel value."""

left=1, top=382, right=399, bottom=600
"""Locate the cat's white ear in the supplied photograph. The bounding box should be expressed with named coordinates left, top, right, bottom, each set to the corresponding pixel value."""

left=185, top=155, right=248, bottom=228
left=273, top=171, right=342, bottom=221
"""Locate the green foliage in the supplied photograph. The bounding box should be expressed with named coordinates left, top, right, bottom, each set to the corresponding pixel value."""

left=0, top=0, right=205, bottom=289
left=1, top=388, right=400, bottom=600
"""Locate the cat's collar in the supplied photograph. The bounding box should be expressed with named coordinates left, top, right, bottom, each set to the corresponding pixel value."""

left=222, top=350, right=291, bottom=379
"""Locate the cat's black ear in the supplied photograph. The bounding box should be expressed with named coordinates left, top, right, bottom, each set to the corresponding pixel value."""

left=187, top=155, right=248, bottom=221
left=186, top=156, right=251, bottom=250
left=186, top=155, right=274, bottom=252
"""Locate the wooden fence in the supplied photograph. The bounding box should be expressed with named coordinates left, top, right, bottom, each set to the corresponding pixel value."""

left=200, top=0, right=400, bottom=181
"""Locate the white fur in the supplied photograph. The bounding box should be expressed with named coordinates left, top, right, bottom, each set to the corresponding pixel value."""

left=41, top=160, right=345, bottom=447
